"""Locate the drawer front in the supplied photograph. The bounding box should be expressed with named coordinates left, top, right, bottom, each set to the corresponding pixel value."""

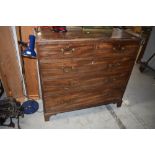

left=39, top=56, right=134, bottom=80
left=39, top=57, right=107, bottom=79
left=44, top=88, right=123, bottom=113
left=96, top=42, right=139, bottom=58
left=42, top=72, right=129, bottom=96
left=37, top=41, right=95, bottom=59
left=39, top=57, right=95, bottom=70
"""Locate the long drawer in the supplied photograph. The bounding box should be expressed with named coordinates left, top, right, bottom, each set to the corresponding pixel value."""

left=39, top=56, right=134, bottom=79
left=44, top=88, right=123, bottom=113
left=42, top=72, right=129, bottom=95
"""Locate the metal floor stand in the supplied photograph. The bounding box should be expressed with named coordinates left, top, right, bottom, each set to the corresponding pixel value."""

left=139, top=53, right=155, bottom=73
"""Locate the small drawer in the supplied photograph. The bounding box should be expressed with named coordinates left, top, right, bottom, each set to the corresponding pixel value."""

left=96, top=42, right=139, bottom=58
left=37, top=41, right=95, bottom=59
left=94, top=56, right=135, bottom=73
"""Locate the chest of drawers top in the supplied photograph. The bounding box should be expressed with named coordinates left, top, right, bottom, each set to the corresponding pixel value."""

left=36, top=29, right=140, bottom=43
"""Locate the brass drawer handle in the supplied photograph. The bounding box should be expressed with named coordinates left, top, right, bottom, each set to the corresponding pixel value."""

left=121, top=47, right=125, bottom=51
left=106, top=93, right=111, bottom=97
left=108, top=63, right=121, bottom=68
left=108, top=77, right=117, bottom=82
left=103, top=92, right=111, bottom=97
left=63, top=81, right=78, bottom=90
left=112, top=77, right=117, bottom=81
left=63, top=101, right=72, bottom=104
left=113, top=45, right=125, bottom=52
left=108, top=64, right=114, bottom=68
left=63, top=66, right=74, bottom=73
left=62, top=67, right=77, bottom=73
left=61, top=47, right=75, bottom=55
left=103, top=79, right=110, bottom=83
left=60, top=99, right=72, bottom=104
left=116, top=63, right=121, bottom=66
left=69, top=80, right=78, bottom=87
left=63, top=87, right=70, bottom=90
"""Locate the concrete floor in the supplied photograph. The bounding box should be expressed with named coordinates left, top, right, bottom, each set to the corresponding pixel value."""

left=1, top=64, right=155, bottom=129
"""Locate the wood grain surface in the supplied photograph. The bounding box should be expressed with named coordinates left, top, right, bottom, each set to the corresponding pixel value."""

left=0, top=27, right=24, bottom=100
left=19, top=26, right=40, bottom=99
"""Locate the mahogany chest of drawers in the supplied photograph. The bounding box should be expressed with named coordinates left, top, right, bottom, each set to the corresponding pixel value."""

left=36, top=29, right=140, bottom=121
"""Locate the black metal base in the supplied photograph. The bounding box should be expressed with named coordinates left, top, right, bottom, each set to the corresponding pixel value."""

left=139, top=62, right=155, bottom=73
left=0, top=117, right=21, bottom=129
left=139, top=52, right=155, bottom=73
left=0, top=97, right=23, bottom=129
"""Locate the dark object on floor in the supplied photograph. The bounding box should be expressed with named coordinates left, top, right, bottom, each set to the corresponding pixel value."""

left=0, top=80, right=4, bottom=97
left=0, top=97, right=24, bottom=129
left=139, top=53, right=155, bottom=73
left=22, top=100, right=39, bottom=114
